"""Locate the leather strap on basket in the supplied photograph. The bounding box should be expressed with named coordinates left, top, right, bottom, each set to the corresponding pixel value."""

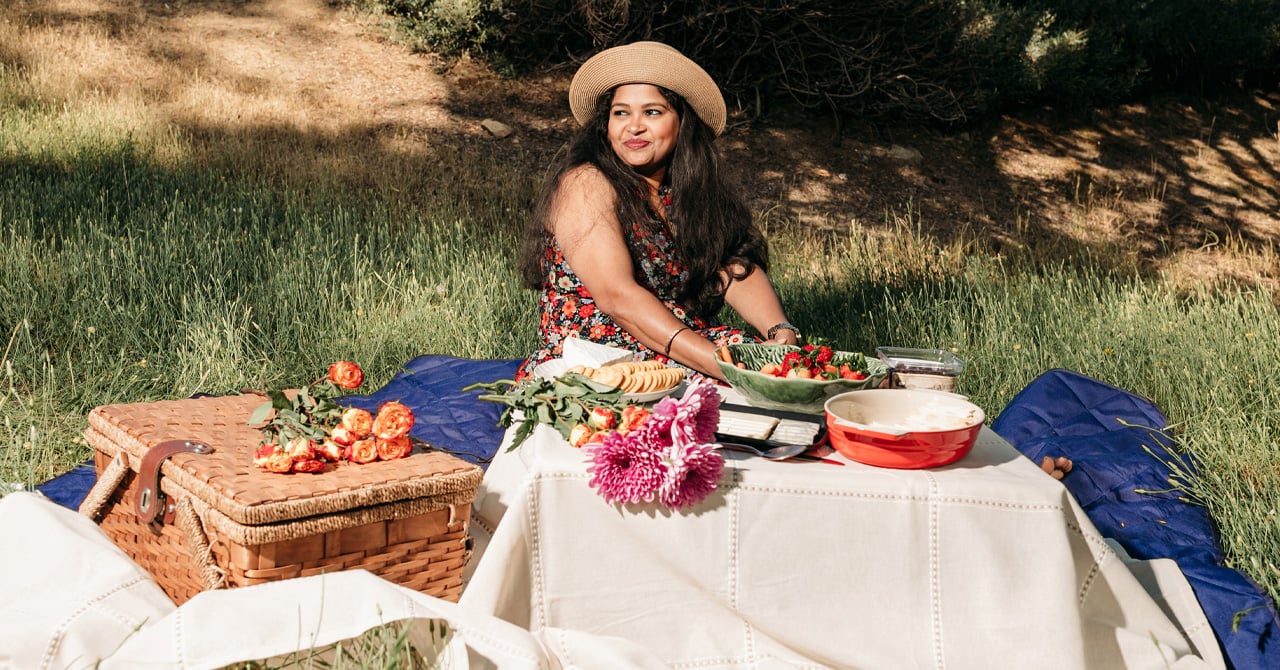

left=136, top=439, right=215, bottom=528
left=78, top=452, right=130, bottom=521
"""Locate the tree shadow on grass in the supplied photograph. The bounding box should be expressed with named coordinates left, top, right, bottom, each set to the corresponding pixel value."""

left=2, top=0, right=1277, bottom=289
left=729, top=89, right=1279, bottom=289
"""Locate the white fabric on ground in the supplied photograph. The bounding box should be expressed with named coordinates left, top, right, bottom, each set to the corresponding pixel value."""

left=0, top=492, right=175, bottom=670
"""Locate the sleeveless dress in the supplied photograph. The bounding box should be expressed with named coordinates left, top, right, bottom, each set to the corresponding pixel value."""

left=516, top=199, right=756, bottom=379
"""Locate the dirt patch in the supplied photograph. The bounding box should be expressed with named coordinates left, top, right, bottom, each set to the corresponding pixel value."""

left=5, top=0, right=1278, bottom=290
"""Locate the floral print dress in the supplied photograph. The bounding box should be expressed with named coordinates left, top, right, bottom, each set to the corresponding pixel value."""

left=517, top=202, right=756, bottom=379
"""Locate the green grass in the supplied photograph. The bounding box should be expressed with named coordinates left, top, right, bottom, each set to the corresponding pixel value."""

left=2, top=81, right=1278, bottom=623
left=224, top=617, right=450, bottom=669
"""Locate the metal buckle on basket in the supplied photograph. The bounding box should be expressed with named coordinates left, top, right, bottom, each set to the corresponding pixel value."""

left=135, top=439, right=214, bottom=531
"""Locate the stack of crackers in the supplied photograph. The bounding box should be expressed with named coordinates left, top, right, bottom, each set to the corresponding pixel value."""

left=566, top=361, right=686, bottom=395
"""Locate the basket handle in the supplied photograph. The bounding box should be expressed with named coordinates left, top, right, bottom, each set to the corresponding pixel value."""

left=176, top=496, right=228, bottom=591
left=77, top=452, right=130, bottom=521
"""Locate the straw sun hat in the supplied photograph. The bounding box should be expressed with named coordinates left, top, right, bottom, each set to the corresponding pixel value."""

left=568, top=41, right=727, bottom=136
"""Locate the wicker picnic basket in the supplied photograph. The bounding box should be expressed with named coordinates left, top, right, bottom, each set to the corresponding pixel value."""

left=79, top=393, right=483, bottom=605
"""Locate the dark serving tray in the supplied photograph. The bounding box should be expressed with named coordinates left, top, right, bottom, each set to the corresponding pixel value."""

left=715, top=402, right=828, bottom=450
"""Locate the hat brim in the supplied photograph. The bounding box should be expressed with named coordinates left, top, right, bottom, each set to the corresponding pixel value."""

left=568, top=41, right=726, bottom=136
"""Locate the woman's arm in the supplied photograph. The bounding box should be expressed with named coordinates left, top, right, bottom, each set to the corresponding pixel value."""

left=722, top=264, right=800, bottom=346
left=551, top=166, right=727, bottom=379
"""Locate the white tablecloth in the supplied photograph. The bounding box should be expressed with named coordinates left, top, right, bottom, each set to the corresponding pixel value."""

left=462, top=423, right=1224, bottom=669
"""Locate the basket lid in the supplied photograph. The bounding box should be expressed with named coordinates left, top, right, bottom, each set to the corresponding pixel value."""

left=86, top=394, right=482, bottom=527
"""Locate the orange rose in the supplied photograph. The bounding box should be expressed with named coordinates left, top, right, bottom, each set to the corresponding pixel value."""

left=263, top=450, right=294, bottom=473
left=569, top=423, right=594, bottom=448
left=348, top=438, right=379, bottom=464
left=328, top=361, right=364, bottom=390
left=253, top=441, right=280, bottom=467
left=329, top=425, right=356, bottom=446
left=340, top=407, right=374, bottom=437
left=372, top=401, right=414, bottom=439
left=617, top=406, right=651, bottom=435
left=284, top=436, right=316, bottom=462
left=588, top=407, right=617, bottom=430
left=292, top=459, right=326, bottom=474
left=375, top=435, right=413, bottom=461
left=317, top=438, right=345, bottom=462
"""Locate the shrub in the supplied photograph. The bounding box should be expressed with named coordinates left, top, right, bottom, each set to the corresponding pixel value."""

left=1130, top=0, right=1280, bottom=93
left=378, top=0, right=506, bottom=56
left=367, top=0, right=1280, bottom=123
left=483, top=0, right=1020, bottom=123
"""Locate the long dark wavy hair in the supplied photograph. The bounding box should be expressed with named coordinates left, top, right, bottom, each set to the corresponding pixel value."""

left=518, top=86, right=768, bottom=320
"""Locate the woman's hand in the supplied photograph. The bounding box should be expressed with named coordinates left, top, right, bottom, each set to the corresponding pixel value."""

left=768, top=328, right=800, bottom=347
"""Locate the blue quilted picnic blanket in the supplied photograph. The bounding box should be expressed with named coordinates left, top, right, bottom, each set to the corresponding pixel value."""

left=992, top=368, right=1279, bottom=670
left=334, top=355, right=522, bottom=467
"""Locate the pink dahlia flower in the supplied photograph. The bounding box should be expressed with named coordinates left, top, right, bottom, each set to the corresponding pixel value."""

left=585, top=430, right=667, bottom=505
left=584, top=379, right=725, bottom=509
left=658, top=442, right=725, bottom=510
left=636, top=395, right=678, bottom=444
left=672, top=382, right=721, bottom=445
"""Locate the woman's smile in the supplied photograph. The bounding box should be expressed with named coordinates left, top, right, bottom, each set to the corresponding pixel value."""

left=608, top=84, right=680, bottom=180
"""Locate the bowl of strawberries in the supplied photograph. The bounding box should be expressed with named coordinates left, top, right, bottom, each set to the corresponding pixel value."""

left=715, top=343, right=889, bottom=414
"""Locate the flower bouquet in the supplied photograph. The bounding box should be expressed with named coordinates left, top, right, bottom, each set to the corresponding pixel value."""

left=249, top=361, right=417, bottom=474
left=465, top=373, right=725, bottom=509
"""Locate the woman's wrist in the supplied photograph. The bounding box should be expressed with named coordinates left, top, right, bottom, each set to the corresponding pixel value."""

left=765, top=321, right=801, bottom=342
left=663, top=325, right=691, bottom=357
left=661, top=327, right=728, bottom=381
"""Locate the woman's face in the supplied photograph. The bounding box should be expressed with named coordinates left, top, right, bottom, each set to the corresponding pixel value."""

left=607, top=84, right=680, bottom=181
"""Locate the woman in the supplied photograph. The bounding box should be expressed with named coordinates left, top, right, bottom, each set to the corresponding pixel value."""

left=517, top=41, right=800, bottom=382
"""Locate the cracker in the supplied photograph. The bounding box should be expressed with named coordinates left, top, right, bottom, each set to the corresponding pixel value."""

left=606, top=360, right=664, bottom=375
left=627, top=373, right=647, bottom=394
left=592, top=367, right=625, bottom=389
left=637, top=371, right=657, bottom=393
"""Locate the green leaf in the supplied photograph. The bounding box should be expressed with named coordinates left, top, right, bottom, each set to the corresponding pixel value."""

left=554, top=379, right=588, bottom=397
left=295, top=387, right=317, bottom=412
left=506, top=420, right=535, bottom=452
left=467, top=373, right=630, bottom=451
left=268, top=389, right=292, bottom=411
left=247, top=401, right=274, bottom=426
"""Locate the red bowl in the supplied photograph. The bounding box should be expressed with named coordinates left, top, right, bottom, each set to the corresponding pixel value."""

left=824, top=389, right=985, bottom=469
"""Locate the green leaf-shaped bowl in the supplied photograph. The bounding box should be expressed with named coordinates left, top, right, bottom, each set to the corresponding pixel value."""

left=716, top=344, right=889, bottom=414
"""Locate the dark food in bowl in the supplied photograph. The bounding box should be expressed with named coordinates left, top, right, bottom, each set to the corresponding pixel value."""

left=875, top=347, right=966, bottom=392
